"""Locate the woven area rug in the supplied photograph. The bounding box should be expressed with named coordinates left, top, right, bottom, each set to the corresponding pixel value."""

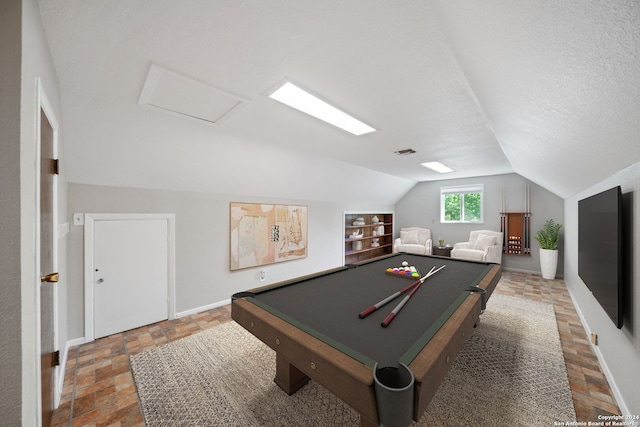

left=131, top=293, right=576, bottom=426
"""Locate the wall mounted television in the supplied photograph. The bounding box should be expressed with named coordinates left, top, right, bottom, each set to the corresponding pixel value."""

left=578, top=186, right=623, bottom=328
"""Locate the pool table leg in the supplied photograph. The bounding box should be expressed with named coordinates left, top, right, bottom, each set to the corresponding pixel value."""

left=274, top=354, right=379, bottom=427
left=274, top=353, right=310, bottom=395
left=360, top=416, right=378, bottom=427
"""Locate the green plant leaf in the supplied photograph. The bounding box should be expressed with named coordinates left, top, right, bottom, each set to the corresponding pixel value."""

left=534, top=219, right=562, bottom=250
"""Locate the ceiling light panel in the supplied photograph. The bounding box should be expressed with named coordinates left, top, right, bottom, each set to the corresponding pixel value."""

left=421, top=161, right=454, bottom=173
left=266, top=81, right=376, bottom=136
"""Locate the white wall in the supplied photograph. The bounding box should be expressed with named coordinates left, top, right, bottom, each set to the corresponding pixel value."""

left=66, top=183, right=395, bottom=340
left=564, top=161, right=640, bottom=416
left=395, top=173, right=564, bottom=275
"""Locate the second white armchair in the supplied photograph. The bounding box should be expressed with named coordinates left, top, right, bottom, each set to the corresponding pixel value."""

left=450, top=230, right=503, bottom=264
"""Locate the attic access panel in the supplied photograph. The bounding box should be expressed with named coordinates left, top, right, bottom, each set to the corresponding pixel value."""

left=138, top=64, right=248, bottom=124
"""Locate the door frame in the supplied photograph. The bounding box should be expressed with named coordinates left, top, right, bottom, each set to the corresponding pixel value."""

left=83, top=213, right=176, bottom=342
left=36, top=78, right=60, bottom=420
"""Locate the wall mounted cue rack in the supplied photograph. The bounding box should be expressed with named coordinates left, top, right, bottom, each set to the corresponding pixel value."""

left=500, top=185, right=531, bottom=256
left=500, top=212, right=531, bottom=256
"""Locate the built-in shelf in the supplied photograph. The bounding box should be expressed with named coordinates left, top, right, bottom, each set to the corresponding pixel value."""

left=344, top=212, right=393, bottom=264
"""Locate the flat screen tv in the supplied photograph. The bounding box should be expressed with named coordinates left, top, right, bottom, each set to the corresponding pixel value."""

left=578, top=186, right=623, bottom=328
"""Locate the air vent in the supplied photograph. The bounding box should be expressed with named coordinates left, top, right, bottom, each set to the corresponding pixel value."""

left=395, top=149, right=417, bottom=156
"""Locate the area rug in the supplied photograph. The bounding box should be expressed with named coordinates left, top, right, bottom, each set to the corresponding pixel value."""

left=130, top=293, right=576, bottom=426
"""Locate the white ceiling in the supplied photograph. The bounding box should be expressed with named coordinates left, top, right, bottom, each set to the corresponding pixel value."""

left=37, top=0, right=640, bottom=200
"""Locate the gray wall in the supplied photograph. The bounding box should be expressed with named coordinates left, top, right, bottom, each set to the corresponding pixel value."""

left=394, top=173, right=565, bottom=275
left=66, top=183, right=394, bottom=340
left=564, top=161, right=640, bottom=415
left=1, top=0, right=24, bottom=421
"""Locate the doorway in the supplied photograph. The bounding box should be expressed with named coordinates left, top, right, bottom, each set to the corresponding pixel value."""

left=84, top=214, right=176, bottom=341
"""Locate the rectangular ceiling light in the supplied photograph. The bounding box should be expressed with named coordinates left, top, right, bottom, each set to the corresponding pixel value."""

left=422, top=161, right=454, bottom=173
left=266, top=80, right=376, bottom=136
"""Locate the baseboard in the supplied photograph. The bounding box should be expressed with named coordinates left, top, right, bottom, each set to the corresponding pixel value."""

left=500, top=266, right=565, bottom=279
left=55, top=336, right=87, bottom=408
left=175, top=299, right=231, bottom=318
left=500, top=266, right=540, bottom=275
left=564, top=286, right=632, bottom=417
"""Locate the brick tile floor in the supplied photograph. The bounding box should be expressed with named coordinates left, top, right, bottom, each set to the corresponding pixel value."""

left=52, top=271, right=620, bottom=426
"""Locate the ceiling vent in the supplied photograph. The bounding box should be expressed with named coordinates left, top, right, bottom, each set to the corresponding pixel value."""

left=394, top=148, right=417, bottom=155
left=138, top=64, right=249, bottom=124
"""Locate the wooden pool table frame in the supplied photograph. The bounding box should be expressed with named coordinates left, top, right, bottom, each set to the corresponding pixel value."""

left=231, top=262, right=502, bottom=426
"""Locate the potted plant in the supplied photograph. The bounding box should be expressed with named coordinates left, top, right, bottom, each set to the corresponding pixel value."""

left=534, top=219, right=562, bottom=279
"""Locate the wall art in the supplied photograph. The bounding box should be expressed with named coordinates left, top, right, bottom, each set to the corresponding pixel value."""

left=230, top=202, right=308, bottom=270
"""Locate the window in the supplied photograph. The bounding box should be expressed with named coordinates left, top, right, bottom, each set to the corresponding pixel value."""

left=441, top=185, right=484, bottom=223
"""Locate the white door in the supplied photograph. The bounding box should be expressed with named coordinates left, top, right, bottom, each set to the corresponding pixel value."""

left=93, top=219, right=169, bottom=339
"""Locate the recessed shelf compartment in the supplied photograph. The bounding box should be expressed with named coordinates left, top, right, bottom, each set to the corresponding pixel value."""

left=344, top=212, right=394, bottom=264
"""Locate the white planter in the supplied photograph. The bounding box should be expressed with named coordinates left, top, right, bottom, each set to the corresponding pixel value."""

left=540, top=249, right=558, bottom=280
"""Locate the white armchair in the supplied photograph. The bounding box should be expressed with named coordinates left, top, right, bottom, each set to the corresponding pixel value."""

left=450, top=230, right=503, bottom=264
left=393, top=227, right=432, bottom=255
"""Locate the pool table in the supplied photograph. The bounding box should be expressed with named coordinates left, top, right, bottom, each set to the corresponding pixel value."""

left=231, top=253, right=501, bottom=426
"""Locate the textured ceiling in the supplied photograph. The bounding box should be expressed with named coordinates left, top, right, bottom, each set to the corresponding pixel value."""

left=37, top=0, right=640, bottom=199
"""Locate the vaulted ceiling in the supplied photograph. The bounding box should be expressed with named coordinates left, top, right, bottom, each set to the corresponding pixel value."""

left=37, top=0, right=640, bottom=201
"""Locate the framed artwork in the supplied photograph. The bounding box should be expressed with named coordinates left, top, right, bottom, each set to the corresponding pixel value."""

left=230, top=202, right=308, bottom=270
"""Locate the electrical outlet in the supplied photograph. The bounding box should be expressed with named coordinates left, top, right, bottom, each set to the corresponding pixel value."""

left=260, top=270, right=266, bottom=282
left=73, top=213, right=84, bottom=226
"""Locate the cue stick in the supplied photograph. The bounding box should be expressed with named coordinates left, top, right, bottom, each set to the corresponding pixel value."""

left=358, top=267, right=435, bottom=319
left=381, top=265, right=446, bottom=328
